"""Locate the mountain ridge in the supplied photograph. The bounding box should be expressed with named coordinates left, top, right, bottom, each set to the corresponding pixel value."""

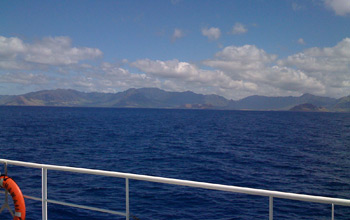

left=0, top=88, right=348, bottom=112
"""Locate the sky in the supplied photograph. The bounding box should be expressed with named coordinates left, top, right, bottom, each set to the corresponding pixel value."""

left=1, top=0, right=350, bottom=100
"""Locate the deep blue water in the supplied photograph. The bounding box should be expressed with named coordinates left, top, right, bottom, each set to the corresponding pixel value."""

left=1, top=106, right=350, bottom=219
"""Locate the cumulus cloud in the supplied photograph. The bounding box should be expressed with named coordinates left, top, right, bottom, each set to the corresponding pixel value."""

left=324, top=0, right=350, bottom=16
left=0, top=36, right=26, bottom=58
left=232, top=22, right=247, bottom=35
left=18, top=62, right=160, bottom=94
left=64, top=62, right=159, bottom=93
left=25, top=37, right=103, bottom=65
left=266, top=66, right=325, bottom=93
left=280, top=38, right=350, bottom=72
left=131, top=59, right=197, bottom=78
left=204, top=45, right=277, bottom=73
left=2, top=35, right=350, bottom=100
left=127, top=44, right=329, bottom=99
left=0, top=36, right=160, bottom=95
left=0, top=36, right=102, bottom=69
left=202, top=27, right=221, bottom=40
left=172, top=28, right=185, bottom=42
left=279, top=38, right=350, bottom=97
left=131, top=59, right=257, bottom=95
left=203, top=44, right=327, bottom=97
left=0, top=60, right=33, bottom=70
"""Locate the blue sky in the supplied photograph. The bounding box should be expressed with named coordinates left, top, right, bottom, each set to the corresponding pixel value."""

left=1, top=0, right=350, bottom=99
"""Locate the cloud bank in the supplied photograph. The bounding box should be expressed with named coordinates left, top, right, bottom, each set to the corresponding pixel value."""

left=1, top=35, right=350, bottom=99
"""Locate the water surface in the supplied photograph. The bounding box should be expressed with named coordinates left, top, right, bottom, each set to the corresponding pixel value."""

left=1, top=106, right=350, bottom=219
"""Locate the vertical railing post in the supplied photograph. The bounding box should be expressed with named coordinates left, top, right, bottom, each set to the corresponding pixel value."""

left=269, top=196, right=273, bottom=220
left=332, top=203, right=334, bottom=220
left=42, top=168, right=48, bottom=220
left=4, top=162, right=8, bottom=175
left=126, top=178, right=130, bottom=220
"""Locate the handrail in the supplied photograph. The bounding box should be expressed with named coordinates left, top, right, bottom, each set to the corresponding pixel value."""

left=1, top=158, right=350, bottom=220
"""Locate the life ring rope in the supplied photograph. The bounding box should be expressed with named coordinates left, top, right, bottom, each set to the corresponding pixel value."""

left=0, top=175, right=26, bottom=220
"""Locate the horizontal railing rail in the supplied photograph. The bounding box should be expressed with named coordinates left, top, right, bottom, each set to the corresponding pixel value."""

left=1, top=159, right=350, bottom=220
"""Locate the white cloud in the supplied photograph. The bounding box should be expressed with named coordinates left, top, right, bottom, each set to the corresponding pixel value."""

left=15, top=62, right=160, bottom=94
left=0, top=60, right=33, bottom=70
left=131, top=59, right=257, bottom=96
left=280, top=38, right=350, bottom=72
left=40, top=38, right=350, bottom=99
left=1, top=35, right=350, bottom=100
left=232, top=22, right=247, bottom=35
left=298, top=38, right=306, bottom=45
left=202, top=27, right=221, bottom=40
left=279, top=38, right=350, bottom=97
left=25, top=37, right=103, bottom=65
left=267, top=66, right=325, bottom=93
left=131, top=59, right=196, bottom=78
left=0, top=36, right=26, bottom=58
left=67, top=62, right=157, bottom=93
left=172, top=28, right=184, bottom=42
left=0, top=72, right=49, bottom=85
left=324, top=0, right=350, bottom=16
left=0, top=36, right=102, bottom=69
left=204, top=45, right=277, bottom=73
left=203, top=44, right=326, bottom=97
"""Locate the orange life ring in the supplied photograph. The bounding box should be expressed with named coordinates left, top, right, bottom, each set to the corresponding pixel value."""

left=0, top=175, right=26, bottom=220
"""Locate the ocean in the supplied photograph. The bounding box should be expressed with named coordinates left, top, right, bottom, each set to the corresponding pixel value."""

left=1, top=106, right=350, bottom=219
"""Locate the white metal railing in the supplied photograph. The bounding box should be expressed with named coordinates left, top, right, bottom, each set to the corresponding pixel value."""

left=1, top=159, right=350, bottom=220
